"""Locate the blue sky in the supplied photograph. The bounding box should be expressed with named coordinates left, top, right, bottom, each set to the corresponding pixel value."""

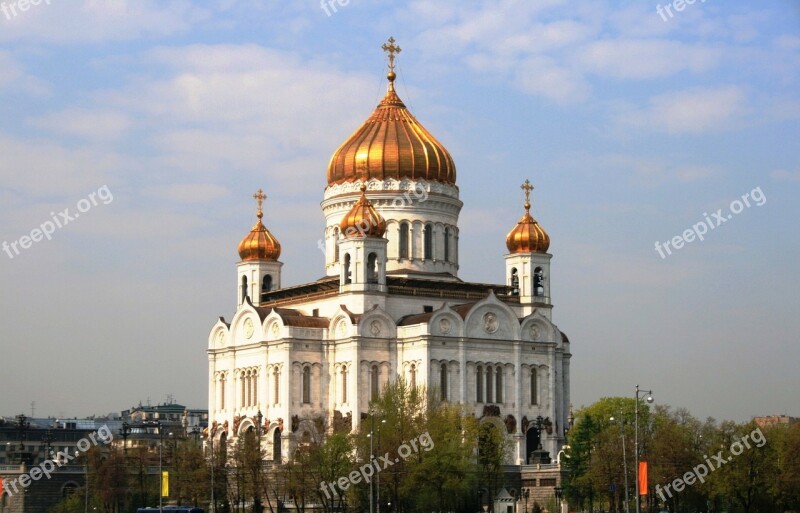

left=0, top=0, right=798, bottom=422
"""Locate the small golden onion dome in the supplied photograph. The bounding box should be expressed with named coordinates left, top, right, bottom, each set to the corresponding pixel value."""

left=238, top=189, right=281, bottom=261
left=339, top=185, right=387, bottom=238
left=506, top=180, right=550, bottom=254
left=326, top=38, right=456, bottom=186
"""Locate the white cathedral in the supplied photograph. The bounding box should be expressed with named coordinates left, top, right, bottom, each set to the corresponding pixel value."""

left=206, top=39, right=571, bottom=466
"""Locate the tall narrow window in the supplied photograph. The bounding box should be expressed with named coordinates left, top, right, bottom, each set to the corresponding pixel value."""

left=253, top=371, right=257, bottom=406
left=333, top=227, right=340, bottom=262
left=367, top=253, right=378, bottom=284
left=341, top=366, right=348, bottom=403
left=220, top=374, right=226, bottom=410
left=343, top=254, right=352, bottom=284
left=531, top=367, right=538, bottom=405
left=399, top=223, right=409, bottom=259
left=302, top=367, right=311, bottom=404
left=440, top=363, right=448, bottom=401
left=241, top=372, right=246, bottom=407
left=534, top=267, right=544, bottom=297
left=273, top=368, right=280, bottom=405
left=476, top=365, right=484, bottom=403
left=262, top=275, right=272, bottom=294
left=444, top=227, right=450, bottom=262
left=511, top=268, right=519, bottom=296
left=424, top=224, right=433, bottom=260
left=371, top=365, right=379, bottom=400
left=495, top=366, right=503, bottom=404
left=241, top=276, right=248, bottom=303
left=486, top=366, right=493, bottom=403
left=410, top=363, right=416, bottom=388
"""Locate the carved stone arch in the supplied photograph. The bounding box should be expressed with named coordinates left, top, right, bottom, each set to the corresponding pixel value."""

left=237, top=418, right=256, bottom=436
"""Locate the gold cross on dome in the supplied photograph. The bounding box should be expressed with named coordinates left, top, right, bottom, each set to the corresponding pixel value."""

left=382, top=37, right=401, bottom=73
left=521, top=179, right=533, bottom=205
left=253, top=189, right=267, bottom=217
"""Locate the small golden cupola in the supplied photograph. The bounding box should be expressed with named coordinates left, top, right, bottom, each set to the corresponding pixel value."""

left=506, top=179, right=550, bottom=254
left=326, top=37, right=456, bottom=186
left=238, top=189, right=281, bottom=261
left=339, top=184, right=387, bottom=238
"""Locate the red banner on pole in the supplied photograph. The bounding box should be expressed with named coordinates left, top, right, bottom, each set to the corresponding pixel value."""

left=639, top=461, right=648, bottom=495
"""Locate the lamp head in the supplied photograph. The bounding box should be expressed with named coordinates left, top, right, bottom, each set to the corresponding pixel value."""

left=646, top=395, right=654, bottom=404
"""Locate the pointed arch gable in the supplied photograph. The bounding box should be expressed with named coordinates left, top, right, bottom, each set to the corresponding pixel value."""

left=428, top=303, right=465, bottom=337
left=463, top=291, right=521, bottom=340
left=208, top=318, right=231, bottom=349
left=230, top=304, right=264, bottom=346
left=358, top=304, right=397, bottom=339
left=520, top=310, right=557, bottom=344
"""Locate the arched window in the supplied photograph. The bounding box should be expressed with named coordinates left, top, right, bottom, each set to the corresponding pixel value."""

left=241, top=275, right=248, bottom=303
left=495, top=366, right=503, bottom=403
left=219, top=373, right=226, bottom=410
left=262, top=275, right=272, bottom=294
left=252, top=370, right=257, bottom=406
left=333, top=227, right=340, bottom=262
left=531, top=367, right=538, bottom=405
left=409, top=363, right=416, bottom=388
left=440, top=363, right=448, bottom=401
left=343, top=254, right=352, bottom=284
left=367, top=253, right=378, bottom=284
left=241, top=371, right=246, bottom=407
left=424, top=224, right=433, bottom=260
left=534, top=267, right=544, bottom=296
left=511, top=268, right=519, bottom=296
left=341, top=366, right=348, bottom=403
left=476, top=365, right=484, bottom=403
left=371, top=365, right=379, bottom=400
left=486, top=366, right=493, bottom=403
left=273, top=368, right=280, bottom=406
left=399, top=222, right=409, bottom=259
left=273, top=428, right=281, bottom=462
left=444, top=227, right=450, bottom=262
left=302, top=366, right=311, bottom=404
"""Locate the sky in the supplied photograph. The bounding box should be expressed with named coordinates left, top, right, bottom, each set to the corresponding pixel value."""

left=0, top=0, right=798, bottom=423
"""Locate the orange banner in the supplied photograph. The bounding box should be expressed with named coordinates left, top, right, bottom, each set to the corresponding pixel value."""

left=638, top=461, right=648, bottom=495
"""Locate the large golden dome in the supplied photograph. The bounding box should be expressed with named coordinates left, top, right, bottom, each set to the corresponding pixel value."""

left=506, top=180, right=550, bottom=254
left=339, top=185, right=387, bottom=238
left=326, top=38, right=456, bottom=186
left=238, top=189, right=281, bottom=261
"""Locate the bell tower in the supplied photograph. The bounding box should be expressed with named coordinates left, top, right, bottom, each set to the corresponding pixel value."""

left=236, top=188, right=283, bottom=308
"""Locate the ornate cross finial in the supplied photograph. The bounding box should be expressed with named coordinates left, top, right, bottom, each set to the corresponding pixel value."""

left=382, top=36, right=401, bottom=74
left=521, top=179, right=533, bottom=210
left=253, top=188, right=267, bottom=219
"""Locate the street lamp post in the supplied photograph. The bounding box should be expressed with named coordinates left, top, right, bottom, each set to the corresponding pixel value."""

left=634, top=386, right=654, bottom=513
left=256, top=409, right=264, bottom=513
left=610, top=415, right=630, bottom=513
left=377, top=417, right=385, bottom=513
left=555, top=487, right=563, bottom=513
left=209, top=435, right=216, bottom=513
left=522, top=488, right=530, bottom=513
left=76, top=450, right=88, bottom=513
